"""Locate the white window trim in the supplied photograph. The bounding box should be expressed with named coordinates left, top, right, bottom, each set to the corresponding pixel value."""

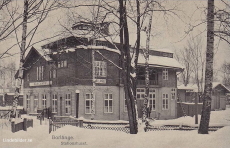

left=136, top=88, right=145, bottom=100
left=52, top=94, right=58, bottom=113
left=42, top=94, right=46, bottom=109
left=85, top=93, right=96, bottom=114
left=94, top=61, right=107, bottom=77
left=171, top=88, right=176, bottom=100
left=162, top=93, right=169, bottom=110
left=163, top=69, right=168, bottom=80
left=104, top=93, right=113, bottom=113
left=65, top=94, right=71, bottom=114
left=149, top=89, right=156, bottom=111
left=34, top=95, right=38, bottom=110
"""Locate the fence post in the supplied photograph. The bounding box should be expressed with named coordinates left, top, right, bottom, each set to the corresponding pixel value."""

left=11, top=121, right=15, bottom=133
left=49, top=118, right=52, bottom=134
left=31, top=119, right=33, bottom=128
left=23, top=118, right=27, bottom=131
left=40, top=115, right=42, bottom=125
left=79, top=120, right=83, bottom=128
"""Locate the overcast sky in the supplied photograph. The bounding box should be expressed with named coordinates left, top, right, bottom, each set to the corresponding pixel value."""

left=0, top=0, right=229, bottom=80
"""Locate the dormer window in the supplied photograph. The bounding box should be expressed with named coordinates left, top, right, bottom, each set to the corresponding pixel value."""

left=37, top=66, right=44, bottom=80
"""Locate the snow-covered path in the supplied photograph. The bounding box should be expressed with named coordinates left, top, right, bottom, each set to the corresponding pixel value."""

left=1, top=108, right=230, bottom=148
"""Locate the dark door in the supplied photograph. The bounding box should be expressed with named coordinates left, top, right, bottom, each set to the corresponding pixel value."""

left=76, top=93, right=79, bottom=118
left=60, top=96, right=62, bottom=116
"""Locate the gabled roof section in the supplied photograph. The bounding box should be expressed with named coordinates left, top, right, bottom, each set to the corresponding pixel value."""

left=24, top=46, right=53, bottom=63
left=138, top=54, right=184, bottom=71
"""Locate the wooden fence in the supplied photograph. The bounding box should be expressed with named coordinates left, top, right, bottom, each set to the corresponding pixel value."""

left=177, top=102, right=203, bottom=118
left=11, top=118, right=33, bottom=133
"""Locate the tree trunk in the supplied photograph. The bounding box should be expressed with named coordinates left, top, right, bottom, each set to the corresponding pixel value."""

left=119, top=0, right=138, bottom=134
left=12, top=0, right=28, bottom=119
left=198, top=0, right=214, bottom=134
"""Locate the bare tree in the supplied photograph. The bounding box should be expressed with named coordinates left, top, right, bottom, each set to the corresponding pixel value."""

left=198, top=0, right=215, bottom=134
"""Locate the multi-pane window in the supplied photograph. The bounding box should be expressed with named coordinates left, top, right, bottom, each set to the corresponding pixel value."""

left=49, top=69, right=57, bottom=79
left=94, top=61, right=107, bottom=77
left=26, top=95, right=30, bottom=109
left=52, top=94, right=58, bottom=113
left=65, top=94, right=71, bottom=114
left=162, top=94, right=169, bottom=110
left=124, top=98, right=127, bottom=112
left=149, top=89, right=156, bottom=111
left=37, top=66, right=44, bottom=80
left=104, top=94, right=113, bottom=113
left=42, top=94, right=46, bottom=109
left=136, top=88, right=145, bottom=99
left=58, top=60, right=67, bottom=68
left=85, top=94, right=95, bottom=114
left=162, top=69, right=168, bottom=80
left=34, top=94, right=38, bottom=111
left=171, top=88, right=176, bottom=99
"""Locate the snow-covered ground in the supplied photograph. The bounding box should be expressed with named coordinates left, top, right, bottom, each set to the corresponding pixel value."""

left=1, top=108, right=230, bottom=148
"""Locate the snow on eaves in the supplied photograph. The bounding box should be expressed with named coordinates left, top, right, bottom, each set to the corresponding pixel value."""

left=76, top=45, right=121, bottom=54
left=138, top=54, right=184, bottom=70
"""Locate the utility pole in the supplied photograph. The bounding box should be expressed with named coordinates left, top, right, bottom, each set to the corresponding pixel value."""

left=12, top=0, right=28, bottom=119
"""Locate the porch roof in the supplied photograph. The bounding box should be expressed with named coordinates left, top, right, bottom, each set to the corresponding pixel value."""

left=138, top=54, right=184, bottom=71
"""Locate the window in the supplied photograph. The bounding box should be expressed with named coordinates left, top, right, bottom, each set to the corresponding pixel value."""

left=162, top=94, right=169, bottom=110
left=65, top=94, right=71, bottom=114
left=94, top=61, right=107, bottom=77
left=42, top=94, right=46, bottom=109
left=34, top=95, right=38, bottom=111
left=124, top=98, right=127, bottom=112
left=104, top=94, right=113, bottom=113
left=52, top=94, right=58, bottom=113
left=171, top=88, right=176, bottom=99
left=149, top=89, right=156, bottom=111
left=85, top=94, right=94, bottom=114
left=58, top=60, right=67, bottom=68
left=26, top=95, right=30, bottom=109
left=162, top=69, right=168, bottom=80
left=37, top=66, right=44, bottom=80
left=136, top=88, right=145, bottom=99
left=49, top=69, right=57, bottom=79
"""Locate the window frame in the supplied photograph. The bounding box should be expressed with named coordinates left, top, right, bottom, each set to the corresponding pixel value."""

left=52, top=94, right=58, bottom=113
left=162, top=69, right=168, bottom=80
left=149, top=89, right=156, bottom=111
left=162, top=93, right=169, bottom=110
left=85, top=93, right=95, bottom=114
left=136, top=88, right=145, bottom=100
left=94, top=61, right=107, bottom=77
left=34, top=94, right=38, bottom=111
left=42, top=94, right=47, bottom=109
left=104, top=93, right=113, bottom=113
left=65, top=93, right=71, bottom=114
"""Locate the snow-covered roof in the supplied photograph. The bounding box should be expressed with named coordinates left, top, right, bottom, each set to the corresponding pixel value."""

left=138, top=54, right=184, bottom=70
left=177, top=85, right=194, bottom=90
left=177, top=82, right=230, bottom=92
left=35, top=47, right=53, bottom=61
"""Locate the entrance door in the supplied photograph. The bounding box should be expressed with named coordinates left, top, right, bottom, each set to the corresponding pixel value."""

left=76, top=93, right=79, bottom=118
left=60, top=96, right=62, bottom=116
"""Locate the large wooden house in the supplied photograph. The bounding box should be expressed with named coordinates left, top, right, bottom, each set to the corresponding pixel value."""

left=21, top=21, right=183, bottom=120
